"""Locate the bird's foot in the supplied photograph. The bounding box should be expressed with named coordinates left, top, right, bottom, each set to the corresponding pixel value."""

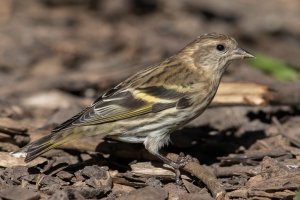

left=157, top=152, right=192, bottom=185
left=168, top=152, right=193, bottom=185
left=154, top=152, right=194, bottom=185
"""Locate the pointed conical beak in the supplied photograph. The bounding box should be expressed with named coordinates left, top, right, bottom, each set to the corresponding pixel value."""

left=233, top=48, right=255, bottom=59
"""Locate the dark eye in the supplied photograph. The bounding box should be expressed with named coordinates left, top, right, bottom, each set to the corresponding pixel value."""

left=216, top=44, right=225, bottom=51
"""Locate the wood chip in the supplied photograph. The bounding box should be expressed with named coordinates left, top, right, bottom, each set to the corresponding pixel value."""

left=0, top=152, right=47, bottom=168
left=0, top=186, right=40, bottom=200
left=213, top=82, right=271, bottom=106
left=130, top=162, right=175, bottom=177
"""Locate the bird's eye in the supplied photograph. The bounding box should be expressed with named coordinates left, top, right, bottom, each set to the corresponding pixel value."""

left=216, top=44, right=225, bottom=51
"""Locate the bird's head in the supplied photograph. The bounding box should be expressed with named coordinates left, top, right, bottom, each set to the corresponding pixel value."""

left=183, top=33, right=254, bottom=74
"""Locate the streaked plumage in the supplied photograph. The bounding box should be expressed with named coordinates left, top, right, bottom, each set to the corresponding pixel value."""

left=13, top=33, right=254, bottom=171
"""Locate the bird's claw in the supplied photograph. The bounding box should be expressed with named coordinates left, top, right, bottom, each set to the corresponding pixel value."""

left=169, top=153, right=194, bottom=185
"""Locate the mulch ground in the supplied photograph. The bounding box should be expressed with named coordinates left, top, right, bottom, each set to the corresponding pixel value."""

left=0, top=0, right=299, bottom=199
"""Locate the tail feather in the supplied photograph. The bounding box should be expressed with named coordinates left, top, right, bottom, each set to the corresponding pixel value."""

left=24, top=133, right=60, bottom=162
left=13, top=130, right=78, bottom=163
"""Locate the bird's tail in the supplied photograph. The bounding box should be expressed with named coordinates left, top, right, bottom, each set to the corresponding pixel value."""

left=12, top=129, right=80, bottom=163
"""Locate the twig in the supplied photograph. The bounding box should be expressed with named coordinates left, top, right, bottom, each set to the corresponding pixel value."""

left=166, top=153, right=227, bottom=200
left=0, top=125, right=28, bottom=136
left=272, top=116, right=300, bottom=148
left=218, top=148, right=289, bottom=164
left=41, top=159, right=56, bottom=173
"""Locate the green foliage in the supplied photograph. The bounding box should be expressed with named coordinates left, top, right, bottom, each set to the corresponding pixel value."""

left=248, top=54, right=300, bottom=81
left=295, top=190, right=300, bottom=200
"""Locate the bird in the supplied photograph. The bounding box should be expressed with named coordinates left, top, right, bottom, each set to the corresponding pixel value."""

left=13, top=33, right=254, bottom=181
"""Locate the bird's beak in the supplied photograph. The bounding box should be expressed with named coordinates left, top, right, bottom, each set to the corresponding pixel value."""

left=232, top=48, right=255, bottom=59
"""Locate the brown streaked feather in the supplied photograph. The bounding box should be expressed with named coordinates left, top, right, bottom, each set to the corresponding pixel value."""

left=52, top=107, right=90, bottom=133
left=152, top=102, right=176, bottom=113
left=137, top=86, right=184, bottom=99
left=52, top=34, right=223, bottom=134
left=52, top=86, right=188, bottom=133
left=176, top=97, right=192, bottom=109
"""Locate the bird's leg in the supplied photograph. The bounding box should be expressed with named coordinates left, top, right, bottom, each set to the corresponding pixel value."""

left=144, top=136, right=192, bottom=184
left=154, top=152, right=192, bottom=185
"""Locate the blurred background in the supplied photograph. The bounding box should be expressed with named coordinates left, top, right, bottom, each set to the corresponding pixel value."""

left=0, top=0, right=299, bottom=103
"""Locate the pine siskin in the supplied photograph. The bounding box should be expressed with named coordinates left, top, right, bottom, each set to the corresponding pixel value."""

left=13, top=33, right=254, bottom=177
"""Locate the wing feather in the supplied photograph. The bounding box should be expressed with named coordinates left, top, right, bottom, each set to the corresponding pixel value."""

left=52, top=86, right=188, bottom=133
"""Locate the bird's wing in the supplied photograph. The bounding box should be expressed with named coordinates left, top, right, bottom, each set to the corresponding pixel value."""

left=52, top=85, right=188, bottom=133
